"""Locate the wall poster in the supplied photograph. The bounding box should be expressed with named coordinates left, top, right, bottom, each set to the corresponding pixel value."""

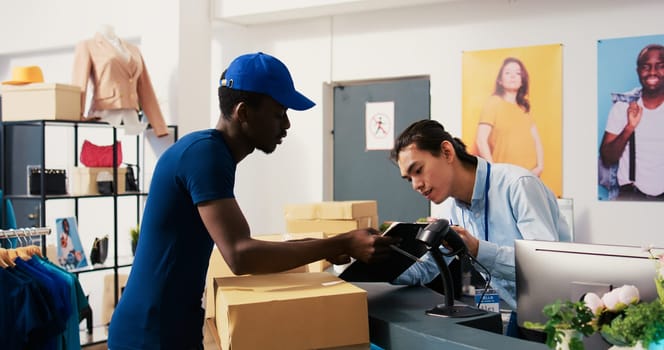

left=462, top=44, right=563, bottom=197
left=597, top=34, right=664, bottom=201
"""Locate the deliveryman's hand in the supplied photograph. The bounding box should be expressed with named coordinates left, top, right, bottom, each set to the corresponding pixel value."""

left=343, top=228, right=399, bottom=263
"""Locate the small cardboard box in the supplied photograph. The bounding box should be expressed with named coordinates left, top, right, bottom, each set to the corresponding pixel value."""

left=318, top=201, right=377, bottom=220
left=286, top=216, right=378, bottom=235
left=70, top=166, right=127, bottom=195
left=284, top=201, right=377, bottom=220
left=1, top=83, right=81, bottom=121
left=214, top=272, right=369, bottom=350
left=284, top=202, right=320, bottom=220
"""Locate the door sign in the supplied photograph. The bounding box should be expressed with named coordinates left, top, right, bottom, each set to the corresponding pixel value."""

left=365, top=101, right=395, bottom=150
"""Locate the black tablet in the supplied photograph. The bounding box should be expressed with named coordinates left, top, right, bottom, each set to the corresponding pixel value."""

left=338, top=222, right=429, bottom=282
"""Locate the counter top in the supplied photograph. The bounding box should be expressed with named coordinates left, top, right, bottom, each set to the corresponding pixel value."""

left=356, top=282, right=548, bottom=349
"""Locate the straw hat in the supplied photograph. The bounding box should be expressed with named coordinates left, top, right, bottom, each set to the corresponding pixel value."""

left=2, top=66, right=45, bottom=85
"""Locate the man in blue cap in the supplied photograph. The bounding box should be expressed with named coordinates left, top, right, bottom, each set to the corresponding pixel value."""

left=108, top=52, right=396, bottom=349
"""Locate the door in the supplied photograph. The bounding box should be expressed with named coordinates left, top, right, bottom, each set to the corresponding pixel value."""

left=333, top=77, right=430, bottom=225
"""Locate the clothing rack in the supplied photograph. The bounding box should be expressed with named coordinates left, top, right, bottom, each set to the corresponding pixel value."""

left=0, top=227, right=51, bottom=238
left=0, top=226, right=94, bottom=335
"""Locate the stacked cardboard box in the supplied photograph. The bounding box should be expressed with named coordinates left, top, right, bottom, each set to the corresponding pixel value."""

left=284, top=200, right=379, bottom=235
left=284, top=200, right=378, bottom=272
left=214, top=272, right=369, bottom=350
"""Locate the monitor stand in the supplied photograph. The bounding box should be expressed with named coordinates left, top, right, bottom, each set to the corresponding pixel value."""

left=426, top=304, right=488, bottom=318
left=426, top=247, right=487, bottom=318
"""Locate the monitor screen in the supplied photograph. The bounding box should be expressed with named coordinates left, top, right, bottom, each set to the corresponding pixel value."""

left=515, top=240, right=660, bottom=343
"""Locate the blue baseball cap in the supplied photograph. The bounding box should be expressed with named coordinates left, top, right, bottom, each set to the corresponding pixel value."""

left=220, top=52, right=315, bottom=111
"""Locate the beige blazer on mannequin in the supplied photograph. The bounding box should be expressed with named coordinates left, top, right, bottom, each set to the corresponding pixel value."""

left=72, top=33, right=168, bottom=137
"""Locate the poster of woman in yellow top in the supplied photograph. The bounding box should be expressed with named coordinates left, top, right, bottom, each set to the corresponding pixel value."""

left=462, top=44, right=563, bottom=197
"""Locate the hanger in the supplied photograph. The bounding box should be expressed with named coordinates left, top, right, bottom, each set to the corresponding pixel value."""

left=0, top=249, right=8, bottom=268
left=14, top=230, right=42, bottom=259
left=26, top=245, right=43, bottom=258
left=3, top=230, right=16, bottom=249
left=0, top=227, right=49, bottom=266
left=19, top=229, right=29, bottom=248
left=0, top=248, right=16, bottom=268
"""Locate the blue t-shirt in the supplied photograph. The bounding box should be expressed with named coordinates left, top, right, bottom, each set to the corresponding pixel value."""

left=1, top=268, right=53, bottom=350
left=15, top=258, right=71, bottom=350
left=35, top=257, right=88, bottom=350
left=109, top=129, right=236, bottom=349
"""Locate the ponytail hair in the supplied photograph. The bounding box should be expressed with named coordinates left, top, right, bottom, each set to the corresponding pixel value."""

left=390, top=120, right=477, bottom=166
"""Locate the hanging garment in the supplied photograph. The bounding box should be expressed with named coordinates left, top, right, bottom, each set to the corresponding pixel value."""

left=1, top=247, right=88, bottom=350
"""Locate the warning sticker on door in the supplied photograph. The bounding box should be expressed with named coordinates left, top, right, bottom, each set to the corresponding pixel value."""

left=365, top=101, right=394, bottom=150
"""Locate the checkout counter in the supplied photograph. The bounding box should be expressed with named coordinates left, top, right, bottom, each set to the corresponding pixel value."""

left=357, top=282, right=547, bottom=349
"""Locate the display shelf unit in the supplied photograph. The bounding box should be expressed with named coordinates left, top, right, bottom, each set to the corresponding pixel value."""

left=0, top=118, right=177, bottom=346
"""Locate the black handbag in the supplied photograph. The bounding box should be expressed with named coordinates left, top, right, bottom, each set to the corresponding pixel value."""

left=90, top=235, right=109, bottom=265
left=28, top=167, right=67, bottom=195
left=125, top=163, right=139, bottom=192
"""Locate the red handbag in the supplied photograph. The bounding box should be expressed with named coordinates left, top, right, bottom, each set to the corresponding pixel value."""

left=80, top=140, right=123, bottom=167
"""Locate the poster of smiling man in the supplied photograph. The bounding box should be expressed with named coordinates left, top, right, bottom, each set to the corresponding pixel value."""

left=598, top=34, right=664, bottom=201
left=462, top=44, right=563, bottom=197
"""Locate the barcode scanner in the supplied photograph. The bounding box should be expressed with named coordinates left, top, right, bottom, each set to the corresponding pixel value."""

left=416, top=219, right=486, bottom=318
left=416, top=218, right=467, bottom=257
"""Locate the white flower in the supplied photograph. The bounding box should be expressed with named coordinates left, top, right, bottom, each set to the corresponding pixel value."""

left=602, top=289, right=621, bottom=311
left=602, top=285, right=640, bottom=312
left=617, top=285, right=640, bottom=304
left=583, top=292, right=605, bottom=316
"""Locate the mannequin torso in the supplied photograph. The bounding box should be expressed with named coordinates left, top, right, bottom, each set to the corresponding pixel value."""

left=89, top=25, right=142, bottom=134
left=98, top=24, right=129, bottom=61
left=72, top=25, right=169, bottom=136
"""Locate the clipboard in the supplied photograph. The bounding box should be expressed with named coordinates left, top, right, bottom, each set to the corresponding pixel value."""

left=338, top=222, right=429, bottom=282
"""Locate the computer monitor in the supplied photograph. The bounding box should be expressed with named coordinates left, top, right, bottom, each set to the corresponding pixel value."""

left=515, top=240, right=660, bottom=345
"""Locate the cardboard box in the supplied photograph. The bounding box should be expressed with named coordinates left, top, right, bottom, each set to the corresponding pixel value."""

left=102, top=273, right=129, bottom=324
left=1, top=83, right=81, bottom=121
left=318, top=201, right=377, bottom=220
left=205, top=317, right=369, bottom=350
left=286, top=216, right=378, bottom=235
left=204, top=234, right=308, bottom=319
left=214, top=272, right=369, bottom=350
left=284, top=201, right=377, bottom=220
left=70, top=166, right=127, bottom=195
left=284, top=202, right=320, bottom=220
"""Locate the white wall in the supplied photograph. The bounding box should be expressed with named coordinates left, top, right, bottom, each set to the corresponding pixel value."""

left=210, top=19, right=333, bottom=235
left=214, top=0, right=664, bottom=246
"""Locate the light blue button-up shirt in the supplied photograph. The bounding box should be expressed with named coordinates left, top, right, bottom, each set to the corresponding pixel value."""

left=393, top=158, right=570, bottom=309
